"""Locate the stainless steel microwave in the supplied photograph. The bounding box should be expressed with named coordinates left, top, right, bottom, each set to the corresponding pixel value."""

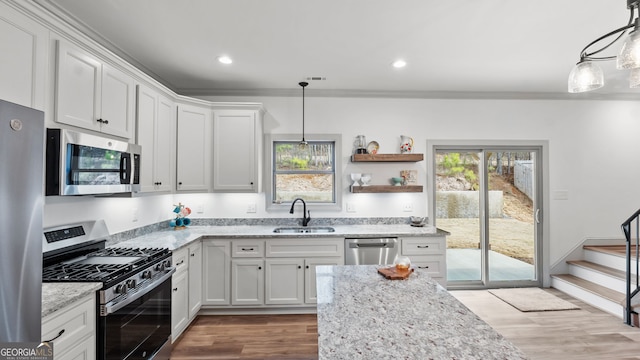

left=45, top=128, right=141, bottom=196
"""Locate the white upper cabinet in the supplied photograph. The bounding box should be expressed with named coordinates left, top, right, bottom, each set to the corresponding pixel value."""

left=55, top=39, right=135, bottom=139
left=176, top=103, right=212, bottom=191
left=136, top=84, right=175, bottom=192
left=0, top=2, right=48, bottom=110
left=212, top=108, right=263, bottom=192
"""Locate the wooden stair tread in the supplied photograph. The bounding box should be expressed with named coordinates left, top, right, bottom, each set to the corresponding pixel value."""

left=552, top=274, right=625, bottom=304
left=566, top=260, right=626, bottom=279
left=583, top=245, right=637, bottom=258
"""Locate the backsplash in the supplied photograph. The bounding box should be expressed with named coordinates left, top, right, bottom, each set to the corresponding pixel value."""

left=106, top=217, right=424, bottom=246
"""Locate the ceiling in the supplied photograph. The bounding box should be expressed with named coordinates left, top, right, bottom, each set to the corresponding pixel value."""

left=37, top=0, right=637, bottom=99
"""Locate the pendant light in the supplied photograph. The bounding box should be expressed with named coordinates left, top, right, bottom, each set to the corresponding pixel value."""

left=298, top=81, right=309, bottom=148
left=568, top=0, right=640, bottom=93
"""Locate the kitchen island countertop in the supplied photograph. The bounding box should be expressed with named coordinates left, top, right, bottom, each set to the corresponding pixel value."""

left=316, top=265, right=527, bottom=359
left=113, top=224, right=449, bottom=251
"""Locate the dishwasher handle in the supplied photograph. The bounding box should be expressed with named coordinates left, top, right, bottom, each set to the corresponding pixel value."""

left=349, top=242, right=395, bottom=248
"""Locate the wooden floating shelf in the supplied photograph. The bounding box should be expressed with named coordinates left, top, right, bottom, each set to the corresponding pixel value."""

left=351, top=153, right=424, bottom=162
left=351, top=185, right=423, bottom=193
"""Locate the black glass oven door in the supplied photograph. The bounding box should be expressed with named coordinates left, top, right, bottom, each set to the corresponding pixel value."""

left=98, top=277, right=171, bottom=360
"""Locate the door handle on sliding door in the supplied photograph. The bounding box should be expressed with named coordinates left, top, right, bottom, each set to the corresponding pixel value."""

left=535, top=209, right=541, bottom=224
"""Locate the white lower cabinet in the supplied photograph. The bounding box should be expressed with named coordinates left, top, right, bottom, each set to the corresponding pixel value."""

left=401, top=236, right=447, bottom=287
left=171, top=268, right=189, bottom=341
left=265, top=258, right=304, bottom=305
left=231, top=259, right=264, bottom=305
left=188, top=242, right=203, bottom=319
left=304, top=258, right=341, bottom=304
left=41, top=294, right=95, bottom=360
left=202, top=239, right=231, bottom=305
left=201, top=237, right=344, bottom=311
left=171, top=241, right=203, bottom=342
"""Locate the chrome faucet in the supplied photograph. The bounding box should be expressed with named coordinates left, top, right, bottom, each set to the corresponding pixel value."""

left=289, top=198, right=311, bottom=226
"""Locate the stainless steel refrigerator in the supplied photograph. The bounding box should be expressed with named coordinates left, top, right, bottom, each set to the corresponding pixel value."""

left=0, top=99, right=44, bottom=342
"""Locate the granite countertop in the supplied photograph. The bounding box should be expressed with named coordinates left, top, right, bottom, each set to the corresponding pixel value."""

left=316, top=265, right=527, bottom=360
left=113, top=224, right=449, bottom=251
left=42, top=282, right=102, bottom=318
left=42, top=224, right=449, bottom=317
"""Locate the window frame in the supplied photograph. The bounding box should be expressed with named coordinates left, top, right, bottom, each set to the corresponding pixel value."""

left=264, top=133, right=342, bottom=212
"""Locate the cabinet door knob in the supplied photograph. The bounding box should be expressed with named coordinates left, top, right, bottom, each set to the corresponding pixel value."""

left=258, top=266, right=262, bottom=270
left=191, top=253, right=195, bottom=257
left=103, top=119, right=109, bottom=124
left=298, top=265, right=302, bottom=269
left=173, top=287, right=178, bottom=292
left=306, top=265, right=309, bottom=269
left=178, top=182, right=182, bottom=185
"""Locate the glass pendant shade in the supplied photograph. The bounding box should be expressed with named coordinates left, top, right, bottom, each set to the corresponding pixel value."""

left=617, top=30, right=640, bottom=69
left=567, top=61, right=604, bottom=93
left=630, top=68, right=640, bottom=87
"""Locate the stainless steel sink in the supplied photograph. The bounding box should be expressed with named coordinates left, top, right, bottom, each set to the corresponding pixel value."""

left=273, top=226, right=335, bottom=234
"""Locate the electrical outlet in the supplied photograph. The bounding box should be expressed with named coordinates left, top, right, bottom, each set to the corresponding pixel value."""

left=402, top=202, right=413, bottom=212
left=247, top=203, right=257, bottom=213
left=346, top=202, right=356, bottom=212
left=132, top=207, right=138, bottom=222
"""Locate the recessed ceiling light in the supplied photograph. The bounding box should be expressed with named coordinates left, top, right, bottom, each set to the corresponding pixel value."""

left=217, top=56, right=233, bottom=65
left=392, top=59, right=407, bottom=68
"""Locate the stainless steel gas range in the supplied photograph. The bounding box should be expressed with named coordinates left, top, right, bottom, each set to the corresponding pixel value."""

left=42, top=220, right=174, bottom=360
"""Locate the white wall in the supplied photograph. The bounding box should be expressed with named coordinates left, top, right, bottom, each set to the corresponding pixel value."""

left=43, top=95, right=640, bottom=268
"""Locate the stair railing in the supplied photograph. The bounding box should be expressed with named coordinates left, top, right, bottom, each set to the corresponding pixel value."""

left=621, top=208, right=640, bottom=326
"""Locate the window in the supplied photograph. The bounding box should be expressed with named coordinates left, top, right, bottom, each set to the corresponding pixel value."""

left=265, top=134, right=342, bottom=210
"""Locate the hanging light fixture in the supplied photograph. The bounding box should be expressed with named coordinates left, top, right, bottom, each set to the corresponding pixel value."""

left=298, top=81, right=308, bottom=148
left=568, top=0, right=640, bottom=93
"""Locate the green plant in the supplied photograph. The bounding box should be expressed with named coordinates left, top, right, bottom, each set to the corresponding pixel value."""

left=440, top=153, right=480, bottom=189
left=288, top=157, right=308, bottom=169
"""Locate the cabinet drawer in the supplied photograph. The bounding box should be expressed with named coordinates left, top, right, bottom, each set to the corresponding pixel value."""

left=266, top=238, right=343, bottom=258
left=172, top=246, right=189, bottom=274
left=232, top=239, right=265, bottom=257
left=402, top=237, right=445, bottom=255
left=42, top=294, right=95, bottom=357
left=411, top=256, right=446, bottom=278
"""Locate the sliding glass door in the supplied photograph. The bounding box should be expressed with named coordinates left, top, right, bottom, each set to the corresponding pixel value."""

left=433, top=145, right=541, bottom=288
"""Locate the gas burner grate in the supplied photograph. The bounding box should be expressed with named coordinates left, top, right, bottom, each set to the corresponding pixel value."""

left=42, top=263, right=130, bottom=283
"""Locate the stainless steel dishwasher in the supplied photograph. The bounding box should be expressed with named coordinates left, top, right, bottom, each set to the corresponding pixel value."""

left=345, top=238, right=399, bottom=265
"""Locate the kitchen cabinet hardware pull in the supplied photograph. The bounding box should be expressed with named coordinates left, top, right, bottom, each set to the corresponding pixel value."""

left=177, top=260, right=185, bottom=265
left=250, top=182, right=254, bottom=185
left=241, top=248, right=254, bottom=251
left=417, top=245, right=429, bottom=248
left=417, top=266, right=429, bottom=269
left=43, top=329, right=65, bottom=343
left=178, top=182, right=182, bottom=185
left=298, top=265, right=302, bottom=269
left=190, top=253, right=195, bottom=257
left=96, top=118, right=103, bottom=123
left=258, top=266, right=262, bottom=270
left=306, top=265, right=309, bottom=269
left=173, top=287, right=178, bottom=292
left=103, top=119, right=109, bottom=124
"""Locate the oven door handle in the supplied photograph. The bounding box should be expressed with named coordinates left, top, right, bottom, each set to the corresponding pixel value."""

left=102, top=267, right=175, bottom=316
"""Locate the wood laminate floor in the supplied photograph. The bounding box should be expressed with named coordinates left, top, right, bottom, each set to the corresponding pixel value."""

left=170, top=314, right=318, bottom=360
left=171, top=289, right=640, bottom=360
